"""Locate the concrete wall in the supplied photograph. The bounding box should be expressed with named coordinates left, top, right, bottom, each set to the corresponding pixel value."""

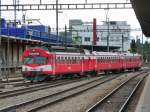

left=0, top=36, right=41, bottom=79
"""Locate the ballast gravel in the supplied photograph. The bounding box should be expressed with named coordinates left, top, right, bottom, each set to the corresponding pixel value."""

left=0, top=76, right=103, bottom=110
left=36, top=72, right=136, bottom=112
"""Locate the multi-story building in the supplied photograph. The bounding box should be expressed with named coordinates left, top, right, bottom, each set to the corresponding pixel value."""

left=69, top=19, right=131, bottom=51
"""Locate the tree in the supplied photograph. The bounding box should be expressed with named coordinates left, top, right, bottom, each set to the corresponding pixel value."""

left=130, top=39, right=137, bottom=53
left=72, top=36, right=82, bottom=45
left=143, top=41, right=150, bottom=62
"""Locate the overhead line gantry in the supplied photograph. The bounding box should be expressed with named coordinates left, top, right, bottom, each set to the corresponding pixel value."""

left=0, top=3, right=132, bottom=11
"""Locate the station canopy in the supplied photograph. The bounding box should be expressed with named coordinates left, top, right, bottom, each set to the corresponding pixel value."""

left=131, top=0, right=150, bottom=37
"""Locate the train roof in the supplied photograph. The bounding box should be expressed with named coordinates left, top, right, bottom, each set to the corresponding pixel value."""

left=92, top=51, right=119, bottom=56
left=28, top=45, right=141, bottom=57
left=123, top=53, right=141, bottom=57
left=30, top=45, right=83, bottom=53
left=92, top=51, right=141, bottom=57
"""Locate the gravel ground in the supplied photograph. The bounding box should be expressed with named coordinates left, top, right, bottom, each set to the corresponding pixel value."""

left=123, top=74, right=147, bottom=112
left=36, top=72, right=137, bottom=112
left=1, top=81, right=46, bottom=92
left=0, top=77, right=102, bottom=110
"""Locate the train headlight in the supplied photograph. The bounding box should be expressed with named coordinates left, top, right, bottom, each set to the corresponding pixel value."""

left=25, top=68, right=28, bottom=71
left=22, top=67, right=27, bottom=71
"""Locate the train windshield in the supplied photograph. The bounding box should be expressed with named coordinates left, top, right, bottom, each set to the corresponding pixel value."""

left=23, top=56, right=46, bottom=64
left=34, top=56, right=46, bottom=64
left=23, top=57, right=33, bottom=64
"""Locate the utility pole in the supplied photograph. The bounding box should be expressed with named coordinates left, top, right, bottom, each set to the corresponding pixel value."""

left=0, top=0, right=2, bottom=80
left=65, top=24, right=67, bottom=46
left=56, top=0, right=59, bottom=37
left=105, top=9, right=109, bottom=52
left=0, top=0, right=1, bottom=34
left=40, top=0, right=42, bottom=4
left=85, top=0, right=87, bottom=3
left=107, top=17, right=110, bottom=52
left=122, top=34, right=124, bottom=52
left=22, top=13, right=26, bottom=24
left=13, top=0, right=17, bottom=27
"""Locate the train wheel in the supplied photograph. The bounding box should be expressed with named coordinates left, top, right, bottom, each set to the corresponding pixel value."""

left=90, top=71, right=98, bottom=76
left=30, top=80, right=34, bottom=83
left=104, top=71, right=109, bottom=75
left=134, top=68, right=139, bottom=71
left=121, top=69, right=125, bottom=73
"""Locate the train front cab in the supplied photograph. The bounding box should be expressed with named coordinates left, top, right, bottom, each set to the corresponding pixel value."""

left=22, top=48, right=53, bottom=81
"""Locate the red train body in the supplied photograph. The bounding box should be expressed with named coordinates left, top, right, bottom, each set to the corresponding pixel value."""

left=22, top=46, right=142, bottom=81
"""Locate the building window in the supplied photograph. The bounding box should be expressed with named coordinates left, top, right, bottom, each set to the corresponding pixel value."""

left=97, top=37, right=99, bottom=41
left=84, top=37, right=90, bottom=42
left=101, top=37, right=107, bottom=41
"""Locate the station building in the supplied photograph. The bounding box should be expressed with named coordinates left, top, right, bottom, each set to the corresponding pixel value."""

left=69, top=19, right=131, bottom=51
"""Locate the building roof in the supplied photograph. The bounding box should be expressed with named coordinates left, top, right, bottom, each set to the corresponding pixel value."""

left=131, top=0, right=150, bottom=37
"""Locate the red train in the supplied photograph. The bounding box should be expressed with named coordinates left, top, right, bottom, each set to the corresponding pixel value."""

left=22, top=46, right=142, bottom=81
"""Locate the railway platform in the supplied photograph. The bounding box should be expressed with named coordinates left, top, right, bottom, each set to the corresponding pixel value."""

left=135, top=73, right=150, bottom=112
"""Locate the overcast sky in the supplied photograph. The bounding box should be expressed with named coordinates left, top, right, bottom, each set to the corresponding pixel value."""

left=2, top=0, right=148, bottom=41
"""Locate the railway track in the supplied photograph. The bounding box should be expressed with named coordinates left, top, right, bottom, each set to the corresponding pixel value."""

left=0, top=71, right=142, bottom=89
left=0, top=72, right=131, bottom=98
left=0, top=80, right=31, bottom=89
left=86, top=71, right=149, bottom=112
left=0, top=77, right=48, bottom=89
left=0, top=78, right=24, bottom=83
left=0, top=78, right=82, bottom=89
left=0, top=77, right=90, bottom=99
left=0, top=75, right=120, bottom=112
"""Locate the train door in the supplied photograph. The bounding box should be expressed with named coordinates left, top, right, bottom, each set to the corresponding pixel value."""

left=139, top=56, right=142, bottom=67
left=88, top=56, right=92, bottom=70
left=52, top=54, right=56, bottom=75
left=84, top=55, right=93, bottom=71
left=83, top=55, right=88, bottom=72
left=81, top=56, right=84, bottom=74
left=48, top=54, right=53, bottom=65
left=122, top=56, right=126, bottom=69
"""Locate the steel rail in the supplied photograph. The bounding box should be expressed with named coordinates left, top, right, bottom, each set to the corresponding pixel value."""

left=86, top=71, right=148, bottom=112
left=118, top=74, right=147, bottom=112
left=0, top=78, right=24, bottom=83
left=0, top=78, right=84, bottom=98
left=0, top=71, right=134, bottom=98
left=0, top=75, right=118, bottom=112
left=0, top=80, right=40, bottom=89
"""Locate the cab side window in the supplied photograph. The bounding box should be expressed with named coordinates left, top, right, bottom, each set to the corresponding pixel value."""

left=57, top=57, right=60, bottom=63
